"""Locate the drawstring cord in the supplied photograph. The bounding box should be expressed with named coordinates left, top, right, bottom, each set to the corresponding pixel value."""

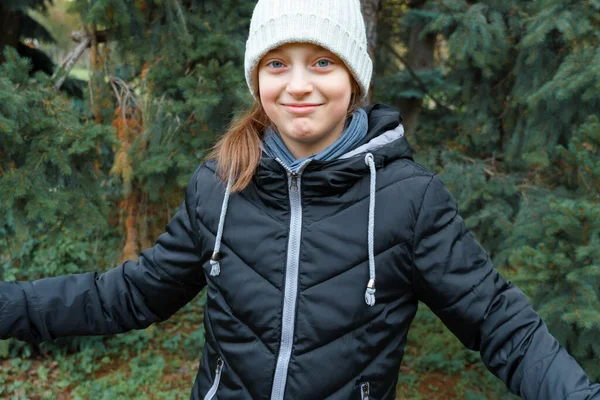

left=210, top=173, right=233, bottom=276
left=364, top=153, right=377, bottom=306
left=209, top=157, right=378, bottom=307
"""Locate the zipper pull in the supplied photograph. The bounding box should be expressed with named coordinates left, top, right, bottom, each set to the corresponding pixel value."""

left=360, top=382, right=370, bottom=400
left=290, top=172, right=298, bottom=190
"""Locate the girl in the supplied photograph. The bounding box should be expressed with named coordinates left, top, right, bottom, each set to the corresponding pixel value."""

left=1, top=0, right=599, bottom=399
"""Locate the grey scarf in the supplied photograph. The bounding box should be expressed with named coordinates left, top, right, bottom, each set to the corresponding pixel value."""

left=262, top=108, right=368, bottom=172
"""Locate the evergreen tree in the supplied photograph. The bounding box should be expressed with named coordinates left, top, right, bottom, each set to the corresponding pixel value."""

left=509, top=115, right=600, bottom=380
left=0, top=47, right=115, bottom=283
left=67, top=0, right=254, bottom=261
left=376, top=0, right=599, bottom=272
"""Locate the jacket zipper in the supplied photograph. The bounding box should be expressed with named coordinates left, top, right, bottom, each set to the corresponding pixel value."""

left=360, top=382, right=370, bottom=400
left=270, top=159, right=311, bottom=400
left=290, top=172, right=298, bottom=190
left=203, top=357, right=224, bottom=400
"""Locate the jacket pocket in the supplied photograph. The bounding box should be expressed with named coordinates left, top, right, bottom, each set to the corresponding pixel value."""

left=203, top=357, right=224, bottom=400
left=360, top=382, right=370, bottom=400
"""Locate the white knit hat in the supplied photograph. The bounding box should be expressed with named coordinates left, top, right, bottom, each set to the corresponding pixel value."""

left=244, top=0, right=373, bottom=101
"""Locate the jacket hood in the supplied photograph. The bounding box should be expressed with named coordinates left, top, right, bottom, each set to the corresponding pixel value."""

left=255, top=103, right=412, bottom=197
left=340, top=104, right=406, bottom=160
left=359, top=103, right=406, bottom=148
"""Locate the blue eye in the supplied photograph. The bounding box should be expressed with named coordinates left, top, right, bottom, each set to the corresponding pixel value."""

left=269, top=61, right=284, bottom=69
left=317, top=59, right=331, bottom=67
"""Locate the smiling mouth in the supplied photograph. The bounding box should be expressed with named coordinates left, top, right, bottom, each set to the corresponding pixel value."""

left=283, top=104, right=322, bottom=114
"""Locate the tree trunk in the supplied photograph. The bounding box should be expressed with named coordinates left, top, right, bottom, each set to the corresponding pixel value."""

left=89, top=24, right=103, bottom=125
left=113, top=63, right=152, bottom=262
left=0, top=6, right=22, bottom=63
left=360, top=0, right=381, bottom=104
left=119, top=188, right=140, bottom=263
left=396, top=0, right=436, bottom=138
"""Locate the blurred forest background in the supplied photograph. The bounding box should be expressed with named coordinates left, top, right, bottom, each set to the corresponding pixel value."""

left=0, top=0, right=599, bottom=398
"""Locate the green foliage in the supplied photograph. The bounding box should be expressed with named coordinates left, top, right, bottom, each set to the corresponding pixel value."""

left=509, top=196, right=600, bottom=380
left=508, top=115, right=600, bottom=381
left=70, top=0, right=254, bottom=212
left=130, top=57, right=248, bottom=198
left=556, top=115, right=600, bottom=194
left=506, top=0, right=600, bottom=170
left=0, top=48, right=116, bottom=283
left=434, top=149, right=521, bottom=266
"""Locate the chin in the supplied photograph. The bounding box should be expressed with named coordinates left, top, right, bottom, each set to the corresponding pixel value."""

left=288, top=131, right=320, bottom=143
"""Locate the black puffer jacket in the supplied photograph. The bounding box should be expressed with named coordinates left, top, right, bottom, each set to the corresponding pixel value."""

left=1, top=104, right=599, bottom=400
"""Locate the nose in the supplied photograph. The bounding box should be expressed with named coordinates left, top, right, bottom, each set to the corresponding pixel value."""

left=286, top=67, right=313, bottom=98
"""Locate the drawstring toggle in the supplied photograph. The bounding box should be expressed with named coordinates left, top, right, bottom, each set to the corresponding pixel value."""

left=365, top=279, right=376, bottom=306
left=210, top=252, right=222, bottom=276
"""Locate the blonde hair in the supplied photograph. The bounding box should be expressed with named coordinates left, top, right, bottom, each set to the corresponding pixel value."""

left=208, top=78, right=363, bottom=192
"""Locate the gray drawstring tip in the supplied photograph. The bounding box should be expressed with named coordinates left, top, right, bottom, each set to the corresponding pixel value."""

left=209, top=260, right=220, bottom=276
left=365, top=287, right=376, bottom=306
left=210, top=252, right=222, bottom=276
left=365, top=279, right=376, bottom=306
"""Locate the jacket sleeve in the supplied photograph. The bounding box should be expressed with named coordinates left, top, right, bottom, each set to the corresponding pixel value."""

left=0, top=166, right=207, bottom=344
left=411, top=175, right=600, bottom=400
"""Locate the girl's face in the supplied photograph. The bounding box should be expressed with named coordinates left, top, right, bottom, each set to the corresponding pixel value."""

left=257, top=42, right=354, bottom=159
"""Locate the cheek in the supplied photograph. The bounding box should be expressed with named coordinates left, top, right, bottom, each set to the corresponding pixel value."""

left=258, top=72, right=277, bottom=102
left=259, top=85, right=276, bottom=103
left=325, top=83, right=352, bottom=115
left=258, top=77, right=280, bottom=119
left=322, top=72, right=352, bottom=106
left=259, top=95, right=278, bottom=124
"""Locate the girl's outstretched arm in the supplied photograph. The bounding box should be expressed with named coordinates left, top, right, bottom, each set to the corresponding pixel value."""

left=411, top=174, right=600, bottom=400
left=0, top=166, right=207, bottom=343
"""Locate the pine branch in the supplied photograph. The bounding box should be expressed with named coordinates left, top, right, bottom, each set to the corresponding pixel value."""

left=382, top=41, right=453, bottom=112
left=52, top=29, right=114, bottom=90
left=52, top=37, right=89, bottom=89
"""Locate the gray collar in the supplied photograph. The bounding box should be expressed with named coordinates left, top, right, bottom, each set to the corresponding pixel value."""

left=339, top=124, right=405, bottom=160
